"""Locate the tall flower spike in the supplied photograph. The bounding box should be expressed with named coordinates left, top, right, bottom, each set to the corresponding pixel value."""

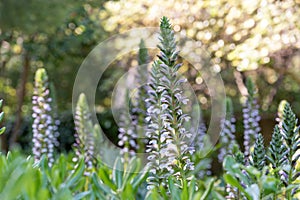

left=281, top=102, right=300, bottom=197
left=218, top=98, right=238, bottom=163
left=118, top=90, right=138, bottom=164
left=0, top=99, right=6, bottom=135
left=146, top=60, right=171, bottom=189
left=275, top=100, right=288, bottom=127
left=73, top=93, right=95, bottom=173
left=32, top=68, right=56, bottom=167
left=192, top=107, right=212, bottom=178
left=267, top=125, right=287, bottom=170
left=146, top=17, right=194, bottom=190
left=131, top=39, right=150, bottom=154
left=193, top=107, right=207, bottom=151
left=243, top=77, right=261, bottom=163
left=250, top=133, right=266, bottom=170
left=49, top=83, right=60, bottom=148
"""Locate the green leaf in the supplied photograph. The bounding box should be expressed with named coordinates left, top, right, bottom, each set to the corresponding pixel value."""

left=74, top=191, right=91, bottom=200
left=92, top=173, right=116, bottom=198
left=131, top=166, right=148, bottom=190
left=223, top=156, right=250, bottom=185
left=64, top=159, right=84, bottom=188
left=223, top=174, right=252, bottom=200
left=200, top=178, right=214, bottom=200
left=0, top=112, right=4, bottom=122
left=112, top=157, right=123, bottom=189
left=121, top=183, right=135, bottom=200
left=245, top=184, right=259, bottom=200
left=168, top=178, right=181, bottom=200
left=122, top=158, right=139, bottom=190
left=98, top=168, right=117, bottom=191
left=181, top=179, right=189, bottom=200
left=261, top=175, right=279, bottom=195
left=0, top=127, right=5, bottom=135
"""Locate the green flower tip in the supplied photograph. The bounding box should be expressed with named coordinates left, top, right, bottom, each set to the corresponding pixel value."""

left=138, top=39, right=149, bottom=65
left=160, top=16, right=172, bottom=29
left=277, top=100, right=288, bottom=119
left=78, top=93, right=88, bottom=107
left=225, top=97, right=233, bottom=115
left=93, top=124, right=100, bottom=133
left=139, top=39, right=146, bottom=49
left=283, top=101, right=291, bottom=114
left=35, top=68, right=48, bottom=83
left=245, top=77, right=255, bottom=97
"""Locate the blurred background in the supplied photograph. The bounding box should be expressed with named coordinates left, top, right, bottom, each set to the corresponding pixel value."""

left=0, top=0, right=300, bottom=153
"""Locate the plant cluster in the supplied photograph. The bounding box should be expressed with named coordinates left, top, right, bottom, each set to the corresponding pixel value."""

left=1, top=16, right=300, bottom=200
left=223, top=102, right=300, bottom=199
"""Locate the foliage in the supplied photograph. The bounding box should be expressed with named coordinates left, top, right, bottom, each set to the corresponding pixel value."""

left=0, top=151, right=88, bottom=200
left=224, top=156, right=281, bottom=200
left=224, top=101, right=300, bottom=199
left=2, top=13, right=300, bottom=200
left=91, top=157, right=148, bottom=199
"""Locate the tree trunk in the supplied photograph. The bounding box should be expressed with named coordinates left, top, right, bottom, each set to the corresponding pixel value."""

left=9, top=51, right=30, bottom=148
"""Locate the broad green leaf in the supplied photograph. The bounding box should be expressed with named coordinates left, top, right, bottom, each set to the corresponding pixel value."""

left=261, top=175, right=279, bottom=196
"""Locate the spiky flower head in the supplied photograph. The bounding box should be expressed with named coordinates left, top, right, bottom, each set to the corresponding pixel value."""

left=32, top=68, right=57, bottom=167
left=73, top=93, right=95, bottom=173
left=267, top=125, right=287, bottom=169
left=243, top=77, right=261, bottom=162
left=146, top=17, right=194, bottom=190
left=131, top=39, right=150, bottom=154
left=138, top=39, right=149, bottom=66
left=118, top=90, right=138, bottom=163
left=250, top=133, right=266, bottom=170
left=218, top=98, right=238, bottom=163
left=280, top=102, right=300, bottom=193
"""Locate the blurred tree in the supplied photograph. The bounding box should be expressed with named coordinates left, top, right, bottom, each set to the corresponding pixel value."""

left=98, top=0, right=300, bottom=116
left=0, top=0, right=108, bottom=150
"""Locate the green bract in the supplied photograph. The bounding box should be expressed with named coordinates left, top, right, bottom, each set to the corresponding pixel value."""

left=0, top=99, right=5, bottom=135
